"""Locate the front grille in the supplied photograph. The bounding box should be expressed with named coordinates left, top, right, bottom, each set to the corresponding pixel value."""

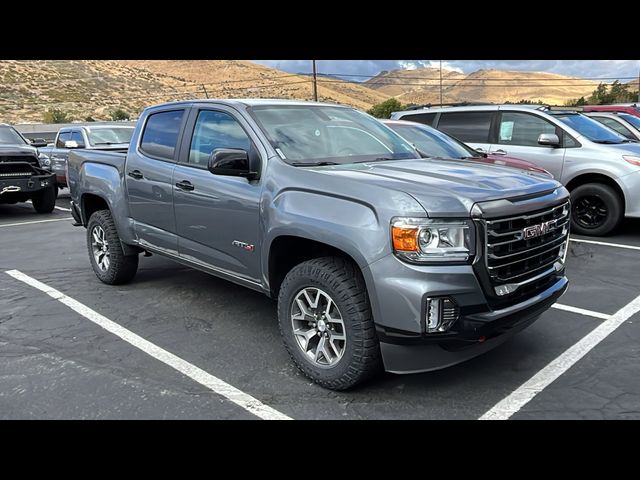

left=482, top=201, right=569, bottom=306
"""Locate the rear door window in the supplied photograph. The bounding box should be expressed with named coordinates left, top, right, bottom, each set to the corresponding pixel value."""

left=140, top=110, right=185, bottom=161
left=56, top=131, right=71, bottom=148
left=436, top=111, right=493, bottom=143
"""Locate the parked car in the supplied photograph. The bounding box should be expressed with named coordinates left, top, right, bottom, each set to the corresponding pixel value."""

left=0, top=124, right=57, bottom=213
left=582, top=104, right=640, bottom=118
left=584, top=111, right=640, bottom=141
left=381, top=119, right=552, bottom=176
left=391, top=104, right=640, bottom=236
left=68, top=99, right=570, bottom=390
left=39, top=124, right=134, bottom=188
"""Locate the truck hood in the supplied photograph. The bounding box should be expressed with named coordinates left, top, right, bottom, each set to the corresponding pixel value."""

left=0, top=144, right=39, bottom=156
left=313, top=158, right=560, bottom=216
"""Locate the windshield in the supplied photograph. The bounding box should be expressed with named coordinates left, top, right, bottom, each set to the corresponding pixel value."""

left=249, top=105, right=419, bottom=164
left=386, top=123, right=478, bottom=159
left=86, top=127, right=134, bottom=146
left=0, top=126, right=28, bottom=145
left=554, top=113, right=628, bottom=144
left=619, top=113, right=640, bottom=129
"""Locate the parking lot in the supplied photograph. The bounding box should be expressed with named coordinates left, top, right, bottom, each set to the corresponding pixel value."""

left=1, top=191, right=640, bottom=419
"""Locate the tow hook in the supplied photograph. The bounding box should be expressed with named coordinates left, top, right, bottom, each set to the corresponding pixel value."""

left=0, top=186, right=21, bottom=195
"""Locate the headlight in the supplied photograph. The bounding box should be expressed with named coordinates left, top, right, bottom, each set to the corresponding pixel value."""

left=38, top=153, right=51, bottom=167
left=623, top=155, right=640, bottom=167
left=391, top=217, right=473, bottom=263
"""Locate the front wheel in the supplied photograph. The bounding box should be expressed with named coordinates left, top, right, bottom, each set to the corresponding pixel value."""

left=570, top=183, right=623, bottom=236
left=277, top=257, right=382, bottom=390
left=32, top=185, right=56, bottom=213
left=87, top=210, right=138, bottom=285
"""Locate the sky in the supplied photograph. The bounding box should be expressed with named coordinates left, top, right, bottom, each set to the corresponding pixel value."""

left=253, top=60, right=640, bottom=82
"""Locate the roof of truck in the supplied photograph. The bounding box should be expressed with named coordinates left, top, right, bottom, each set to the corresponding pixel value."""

left=147, top=98, right=351, bottom=109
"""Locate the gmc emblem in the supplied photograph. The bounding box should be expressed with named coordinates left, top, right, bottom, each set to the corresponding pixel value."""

left=523, top=220, right=556, bottom=239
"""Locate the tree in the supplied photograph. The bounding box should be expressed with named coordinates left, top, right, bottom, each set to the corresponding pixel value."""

left=110, top=108, right=130, bottom=121
left=43, top=108, right=72, bottom=123
left=367, top=98, right=405, bottom=119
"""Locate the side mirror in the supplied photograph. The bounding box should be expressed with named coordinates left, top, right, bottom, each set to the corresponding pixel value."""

left=64, top=140, right=83, bottom=149
left=30, top=138, right=48, bottom=148
left=538, top=133, right=561, bottom=148
left=207, top=148, right=257, bottom=179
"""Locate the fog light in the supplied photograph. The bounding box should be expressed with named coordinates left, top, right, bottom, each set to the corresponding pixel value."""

left=426, top=297, right=459, bottom=333
left=495, top=284, right=518, bottom=296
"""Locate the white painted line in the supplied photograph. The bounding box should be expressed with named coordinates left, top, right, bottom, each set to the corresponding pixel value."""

left=25, top=200, right=72, bottom=212
left=0, top=218, right=71, bottom=228
left=570, top=238, right=640, bottom=252
left=480, top=293, right=640, bottom=420
left=552, top=303, right=610, bottom=321
left=5, top=269, right=292, bottom=421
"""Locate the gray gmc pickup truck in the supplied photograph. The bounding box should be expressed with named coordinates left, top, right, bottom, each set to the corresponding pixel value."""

left=68, top=99, right=570, bottom=390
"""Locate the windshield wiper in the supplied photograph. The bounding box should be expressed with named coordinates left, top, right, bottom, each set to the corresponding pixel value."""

left=290, top=161, right=340, bottom=167
left=591, top=139, right=623, bottom=144
left=353, top=157, right=398, bottom=164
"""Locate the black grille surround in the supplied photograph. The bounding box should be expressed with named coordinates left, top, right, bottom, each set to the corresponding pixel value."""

left=473, top=201, right=570, bottom=310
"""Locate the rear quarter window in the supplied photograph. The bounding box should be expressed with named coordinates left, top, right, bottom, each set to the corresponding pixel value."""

left=398, top=112, right=436, bottom=126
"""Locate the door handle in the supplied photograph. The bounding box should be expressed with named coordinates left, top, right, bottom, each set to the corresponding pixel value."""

left=128, top=170, right=143, bottom=180
left=493, top=149, right=508, bottom=156
left=475, top=148, right=486, bottom=154
left=175, top=180, right=195, bottom=191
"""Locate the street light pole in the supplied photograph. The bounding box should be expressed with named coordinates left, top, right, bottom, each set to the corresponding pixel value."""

left=312, top=60, right=318, bottom=102
left=439, top=60, right=443, bottom=107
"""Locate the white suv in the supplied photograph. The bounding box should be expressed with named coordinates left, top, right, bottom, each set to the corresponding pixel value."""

left=391, top=104, right=640, bottom=236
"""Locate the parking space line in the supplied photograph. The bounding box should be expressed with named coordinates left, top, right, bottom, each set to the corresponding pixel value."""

left=552, top=303, right=610, bottom=320
left=5, top=269, right=292, bottom=421
left=24, top=200, right=72, bottom=212
left=480, top=293, right=640, bottom=420
left=570, top=238, right=640, bottom=252
left=0, top=218, right=71, bottom=228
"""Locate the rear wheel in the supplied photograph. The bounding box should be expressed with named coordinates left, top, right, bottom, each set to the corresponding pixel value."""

left=87, top=210, right=138, bottom=284
left=32, top=185, right=56, bottom=213
left=570, top=183, right=623, bottom=236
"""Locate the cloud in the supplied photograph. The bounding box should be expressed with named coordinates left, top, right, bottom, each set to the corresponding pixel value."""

left=253, top=60, right=639, bottom=82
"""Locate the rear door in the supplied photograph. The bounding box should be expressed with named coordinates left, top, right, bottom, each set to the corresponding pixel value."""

left=173, top=105, right=263, bottom=284
left=434, top=110, right=494, bottom=154
left=124, top=108, right=187, bottom=255
left=488, top=110, right=566, bottom=179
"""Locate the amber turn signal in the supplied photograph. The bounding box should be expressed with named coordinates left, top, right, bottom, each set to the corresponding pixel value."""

left=392, top=226, right=419, bottom=252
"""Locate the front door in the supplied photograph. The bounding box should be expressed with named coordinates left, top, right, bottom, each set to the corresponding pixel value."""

left=488, top=111, right=566, bottom=180
left=173, top=107, right=263, bottom=283
left=124, top=108, right=186, bottom=255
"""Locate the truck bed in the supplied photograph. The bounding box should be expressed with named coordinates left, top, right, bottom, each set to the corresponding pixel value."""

left=68, top=149, right=127, bottom=174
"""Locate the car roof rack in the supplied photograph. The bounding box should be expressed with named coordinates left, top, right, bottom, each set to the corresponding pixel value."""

left=547, top=105, right=584, bottom=111
left=403, top=102, right=494, bottom=110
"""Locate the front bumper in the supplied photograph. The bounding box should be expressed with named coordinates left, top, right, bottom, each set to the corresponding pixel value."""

left=380, top=276, right=567, bottom=374
left=0, top=173, right=56, bottom=202
left=362, top=254, right=568, bottom=374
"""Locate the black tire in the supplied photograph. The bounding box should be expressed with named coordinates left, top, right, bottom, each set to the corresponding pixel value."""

left=570, top=183, right=623, bottom=236
left=277, top=256, right=381, bottom=390
left=31, top=185, right=56, bottom=213
left=86, top=210, right=138, bottom=285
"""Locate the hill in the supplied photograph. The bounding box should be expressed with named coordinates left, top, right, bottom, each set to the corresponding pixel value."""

left=366, top=68, right=600, bottom=106
left=0, top=60, right=389, bottom=123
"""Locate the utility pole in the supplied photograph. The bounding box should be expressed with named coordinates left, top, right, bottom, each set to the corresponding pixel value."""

left=312, top=60, right=318, bottom=102
left=201, top=84, right=209, bottom=99
left=439, top=60, right=443, bottom=107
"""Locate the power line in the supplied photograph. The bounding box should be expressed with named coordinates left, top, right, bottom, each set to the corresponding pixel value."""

left=319, top=72, right=639, bottom=82
left=316, top=79, right=620, bottom=88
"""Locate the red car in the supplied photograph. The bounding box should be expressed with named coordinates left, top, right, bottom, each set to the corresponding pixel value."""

left=582, top=104, right=640, bottom=118
left=382, top=119, right=552, bottom=177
